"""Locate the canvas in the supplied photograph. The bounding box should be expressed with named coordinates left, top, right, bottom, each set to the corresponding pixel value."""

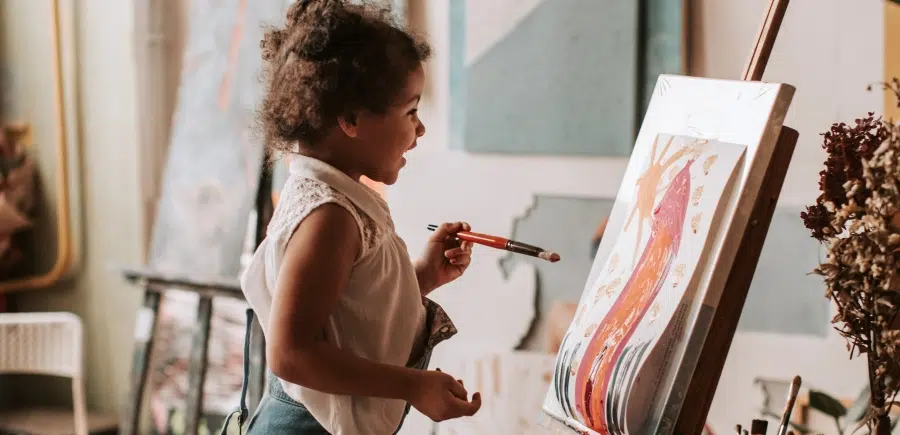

left=543, top=135, right=745, bottom=433
left=448, top=0, right=638, bottom=156
left=540, top=74, right=795, bottom=434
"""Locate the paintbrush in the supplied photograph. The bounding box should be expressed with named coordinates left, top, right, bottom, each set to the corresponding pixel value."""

left=426, top=224, right=561, bottom=262
left=777, top=375, right=802, bottom=435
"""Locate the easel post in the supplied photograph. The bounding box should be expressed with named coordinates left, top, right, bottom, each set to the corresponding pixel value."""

left=184, top=297, right=214, bottom=435
left=674, top=0, right=794, bottom=432
left=247, top=159, right=275, bottom=416
left=121, top=291, right=161, bottom=434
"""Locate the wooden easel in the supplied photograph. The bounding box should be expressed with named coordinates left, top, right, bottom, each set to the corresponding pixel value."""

left=115, top=1, right=288, bottom=434
left=673, top=0, right=796, bottom=433
left=537, top=0, right=797, bottom=433
left=118, top=174, right=273, bottom=435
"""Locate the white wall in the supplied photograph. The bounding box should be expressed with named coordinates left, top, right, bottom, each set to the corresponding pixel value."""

left=394, top=0, right=883, bottom=432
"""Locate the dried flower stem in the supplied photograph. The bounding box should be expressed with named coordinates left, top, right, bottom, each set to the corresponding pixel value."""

left=803, top=78, right=900, bottom=434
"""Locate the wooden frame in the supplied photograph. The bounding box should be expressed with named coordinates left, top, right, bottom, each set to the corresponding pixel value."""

left=887, top=0, right=900, bottom=121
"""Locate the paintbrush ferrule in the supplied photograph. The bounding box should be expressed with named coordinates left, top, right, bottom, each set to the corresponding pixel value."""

left=505, top=240, right=542, bottom=257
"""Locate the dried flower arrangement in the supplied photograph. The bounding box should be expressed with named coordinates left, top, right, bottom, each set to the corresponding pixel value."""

left=0, top=123, right=35, bottom=279
left=800, top=78, right=900, bottom=435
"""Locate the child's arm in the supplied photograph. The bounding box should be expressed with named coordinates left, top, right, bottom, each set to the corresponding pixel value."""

left=266, top=204, right=481, bottom=420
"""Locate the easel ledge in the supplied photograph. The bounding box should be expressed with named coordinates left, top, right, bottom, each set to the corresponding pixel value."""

left=117, top=264, right=243, bottom=299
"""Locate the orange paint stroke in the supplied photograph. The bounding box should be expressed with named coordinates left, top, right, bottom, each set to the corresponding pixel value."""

left=623, top=137, right=698, bottom=267
left=574, top=157, right=693, bottom=432
left=218, top=0, right=247, bottom=112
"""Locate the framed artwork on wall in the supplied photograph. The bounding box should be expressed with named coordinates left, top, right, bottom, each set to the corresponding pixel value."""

left=449, top=0, right=687, bottom=157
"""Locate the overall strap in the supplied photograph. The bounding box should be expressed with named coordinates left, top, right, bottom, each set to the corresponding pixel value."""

left=220, top=308, right=255, bottom=435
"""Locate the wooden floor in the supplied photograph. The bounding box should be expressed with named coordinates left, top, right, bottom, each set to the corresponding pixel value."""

left=0, top=408, right=117, bottom=435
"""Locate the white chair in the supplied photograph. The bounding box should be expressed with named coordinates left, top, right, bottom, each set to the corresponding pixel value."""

left=0, top=311, right=110, bottom=435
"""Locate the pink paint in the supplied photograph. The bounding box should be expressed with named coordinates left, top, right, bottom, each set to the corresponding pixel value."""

left=574, top=158, right=694, bottom=432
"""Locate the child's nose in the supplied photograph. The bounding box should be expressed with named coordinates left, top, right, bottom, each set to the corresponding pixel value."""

left=416, top=120, right=426, bottom=137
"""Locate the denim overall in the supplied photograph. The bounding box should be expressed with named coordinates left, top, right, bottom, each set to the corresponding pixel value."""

left=220, top=307, right=440, bottom=435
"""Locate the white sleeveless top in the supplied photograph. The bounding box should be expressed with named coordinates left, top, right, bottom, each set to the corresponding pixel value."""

left=240, top=155, right=454, bottom=434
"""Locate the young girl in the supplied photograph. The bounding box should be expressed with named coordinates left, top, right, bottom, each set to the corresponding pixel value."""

left=227, top=0, right=482, bottom=434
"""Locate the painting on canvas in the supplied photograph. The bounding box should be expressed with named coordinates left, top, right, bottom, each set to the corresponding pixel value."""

left=542, top=134, right=745, bottom=434
left=540, top=74, right=795, bottom=434
left=448, top=0, right=685, bottom=156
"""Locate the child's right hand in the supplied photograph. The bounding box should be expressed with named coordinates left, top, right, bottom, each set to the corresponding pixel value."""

left=408, top=368, right=482, bottom=422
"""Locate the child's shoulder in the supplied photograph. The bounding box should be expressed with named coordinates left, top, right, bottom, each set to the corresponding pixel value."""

left=268, top=176, right=382, bottom=252
left=269, top=176, right=354, bottom=236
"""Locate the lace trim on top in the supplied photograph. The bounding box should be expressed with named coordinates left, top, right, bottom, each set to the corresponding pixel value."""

left=268, top=177, right=384, bottom=255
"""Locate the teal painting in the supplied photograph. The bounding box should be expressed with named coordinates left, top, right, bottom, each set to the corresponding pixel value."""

left=449, top=0, right=686, bottom=156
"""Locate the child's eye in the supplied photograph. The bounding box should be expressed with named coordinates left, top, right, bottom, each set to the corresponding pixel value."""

left=408, top=108, right=418, bottom=116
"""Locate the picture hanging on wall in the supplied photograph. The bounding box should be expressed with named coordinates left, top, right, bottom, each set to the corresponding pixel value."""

left=448, top=0, right=686, bottom=156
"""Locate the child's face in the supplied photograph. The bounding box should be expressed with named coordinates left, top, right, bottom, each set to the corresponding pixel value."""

left=353, top=64, right=426, bottom=185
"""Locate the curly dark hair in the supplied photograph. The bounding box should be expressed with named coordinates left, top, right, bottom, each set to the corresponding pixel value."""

left=259, top=0, right=432, bottom=155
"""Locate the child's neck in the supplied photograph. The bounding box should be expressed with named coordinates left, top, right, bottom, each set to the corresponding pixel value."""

left=298, top=148, right=363, bottom=183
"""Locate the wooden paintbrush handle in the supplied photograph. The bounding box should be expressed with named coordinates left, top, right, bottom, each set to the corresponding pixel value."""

left=455, top=231, right=509, bottom=250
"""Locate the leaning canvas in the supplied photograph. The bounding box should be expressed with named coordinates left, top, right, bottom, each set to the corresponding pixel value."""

left=541, top=75, right=794, bottom=434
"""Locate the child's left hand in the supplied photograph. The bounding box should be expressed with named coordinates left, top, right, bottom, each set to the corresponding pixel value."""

left=414, top=222, right=473, bottom=295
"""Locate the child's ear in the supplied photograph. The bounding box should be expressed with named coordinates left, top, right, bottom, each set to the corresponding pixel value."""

left=337, top=112, right=359, bottom=138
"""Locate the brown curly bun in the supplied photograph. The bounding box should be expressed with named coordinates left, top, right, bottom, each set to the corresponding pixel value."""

left=259, top=0, right=432, bottom=154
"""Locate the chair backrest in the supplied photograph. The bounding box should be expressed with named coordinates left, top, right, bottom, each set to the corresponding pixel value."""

left=0, top=312, right=83, bottom=378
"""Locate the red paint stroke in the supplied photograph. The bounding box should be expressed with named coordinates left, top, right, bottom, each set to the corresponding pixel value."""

left=574, top=158, right=694, bottom=432
left=218, top=0, right=247, bottom=112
